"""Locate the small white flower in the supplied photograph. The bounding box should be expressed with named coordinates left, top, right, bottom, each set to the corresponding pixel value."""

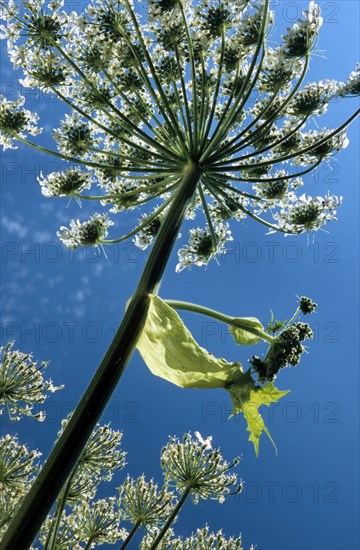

left=0, top=0, right=357, bottom=265
left=271, top=192, right=342, bottom=234
left=194, top=431, right=213, bottom=450
left=0, top=95, right=41, bottom=150
left=133, top=207, right=164, bottom=250
left=307, top=1, right=323, bottom=27
left=57, top=213, right=113, bottom=249
left=176, top=223, right=233, bottom=272
left=38, top=168, right=93, bottom=198
left=0, top=342, right=63, bottom=422
left=161, top=433, right=240, bottom=504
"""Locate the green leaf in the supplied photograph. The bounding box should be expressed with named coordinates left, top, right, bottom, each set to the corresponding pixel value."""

left=227, top=370, right=290, bottom=456
left=137, top=295, right=289, bottom=455
left=137, top=295, right=243, bottom=389
left=230, top=317, right=264, bottom=345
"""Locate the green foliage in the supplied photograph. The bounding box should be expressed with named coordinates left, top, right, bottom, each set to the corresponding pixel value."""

left=137, top=295, right=243, bottom=389
left=227, top=370, right=289, bottom=455
left=137, top=295, right=289, bottom=454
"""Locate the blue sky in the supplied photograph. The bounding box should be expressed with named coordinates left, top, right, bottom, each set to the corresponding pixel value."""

left=1, top=1, right=359, bottom=549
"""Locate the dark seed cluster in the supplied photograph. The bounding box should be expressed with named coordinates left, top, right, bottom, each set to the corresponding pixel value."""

left=299, top=296, right=317, bottom=314
left=250, top=322, right=314, bottom=383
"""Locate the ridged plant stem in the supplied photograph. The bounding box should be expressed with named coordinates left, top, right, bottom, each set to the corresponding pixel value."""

left=148, top=487, right=191, bottom=550
left=1, top=162, right=203, bottom=550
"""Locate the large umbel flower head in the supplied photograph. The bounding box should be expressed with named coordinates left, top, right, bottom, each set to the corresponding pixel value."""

left=161, top=432, right=240, bottom=504
left=0, top=341, right=63, bottom=421
left=0, top=0, right=358, bottom=269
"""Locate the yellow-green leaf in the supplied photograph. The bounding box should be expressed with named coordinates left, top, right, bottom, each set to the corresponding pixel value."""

left=137, top=295, right=289, bottom=455
left=230, top=317, right=264, bottom=345
left=137, top=295, right=243, bottom=389
left=228, top=370, right=290, bottom=456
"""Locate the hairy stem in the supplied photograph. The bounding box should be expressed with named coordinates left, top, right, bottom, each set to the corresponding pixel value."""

left=0, top=162, right=203, bottom=550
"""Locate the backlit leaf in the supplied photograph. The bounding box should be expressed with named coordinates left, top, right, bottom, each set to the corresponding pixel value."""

left=137, top=295, right=289, bottom=454
left=228, top=370, right=290, bottom=455
left=137, top=295, right=243, bottom=389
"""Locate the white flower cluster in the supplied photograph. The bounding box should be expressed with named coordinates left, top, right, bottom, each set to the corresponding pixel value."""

left=270, top=192, right=342, bottom=234
left=70, top=498, right=128, bottom=546
left=38, top=168, right=93, bottom=197
left=141, top=525, right=247, bottom=549
left=0, top=95, right=41, bottom=149
left=176, top=223, right=233, bottom=272
left=133, top=207, right=166, bottom=250
left=295, top=128, right=349, bottom=165
left=161, top=432, right=240, bottom=504
left=19, top=49, right=72, bottom=92
left=0, top=341, right=63, bottom=421
left=100, top=180, right=147, bottom=212
left=287, top=80, right=339, bottom=118
left=0, top=434, right=41, bottom=500
left=280, top=0, right=323, bottom=58
left=337, top=63, right=360, bottom=97
left=0, top=0, right=358, bottom=269
left=253, top=171, right=303, bottom=213
left=57, top=213, right=113, bottom=249
left=53, top=112, right=98, bottom=158
left=0, top=436, right=41, bottom=545
left=120, top=475, right=175, bottom=526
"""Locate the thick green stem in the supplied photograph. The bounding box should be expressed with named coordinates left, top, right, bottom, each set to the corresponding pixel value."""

left=119, top=520, right=142, bottom=550
left=0, top=162, right=202, bottom=550
left=84, top=537, right=95, bottom=550
left=166, top=300, right=275, bottom=343
left=148, top=487, right=191, bottom=550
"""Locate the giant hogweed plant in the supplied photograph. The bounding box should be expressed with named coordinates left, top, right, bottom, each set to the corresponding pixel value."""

left=0, top=0, right=359, bottom=546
